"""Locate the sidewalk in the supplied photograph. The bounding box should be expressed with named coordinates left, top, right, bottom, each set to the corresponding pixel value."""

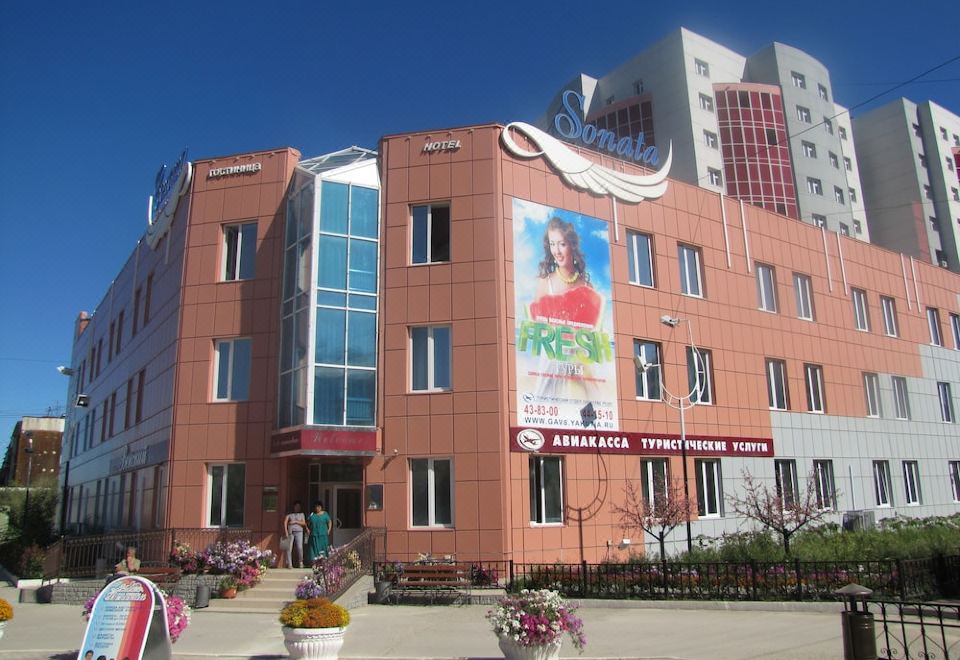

left=0, top=584, right=847, bottom=659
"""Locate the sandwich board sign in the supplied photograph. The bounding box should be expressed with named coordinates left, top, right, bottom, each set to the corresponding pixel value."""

left=78, top=575, right=171, bottom=660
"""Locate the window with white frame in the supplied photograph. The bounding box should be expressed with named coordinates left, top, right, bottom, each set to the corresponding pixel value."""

left=627, top=230, right=654, bottom=287
left=793, top=272, right=814, bottom=320
left=839, top=223, right=850, bottom=236
left=923, top=185, right=932, bottom=199
left=687, top=346, right=713, bottom=404
left=852, top=288, right=870, bottom=331
left=703, top=130, right=718, bottom=148
left=912, top=123, right=922, bottom=137
left=954, top=188, right=960, bottom=201
left=843, top=156, right=852, bottom=171
left=927, top=308, right=943, bottom=346
left=813, top=460, right=836, bottom=510
left=411, top=204, right=450, bottom=264
left=791, top=71, right=806, bottom=88
left=829, top=152, right=839, bottom=169
left=812, top=214, right=827, bottom=228
left=641, top=459, right=669, bottom=511
left=708, top=168, right=722, bottom=186
left=698, top=93, right=714, bottom=112
left=873, top=461, right=892, bottom=507
left=766, top=358, right=789, bottom=410
left=818, top=83, right=828, bottom=101
left=804, top=364, right=826, bottom=413
left=410, top=326, right=451, bottom=391
left=223, top=222, right=257, bottom=281
left=938, top=382, right=955, bottom=423
left=881, top=296, right=898, bottom=337
left=802, top=141, right=817, bottom=158
left=941, top=127, right=949, bottom=140
left=892, top=376, right=911, bottom=420
left=634, top=340, right=662, bottom=400
left=213, top=338, right=252, bottom=401
left=678, top=244, right=703, bottom=297
left=756, top=263, right=778, bottom=312
left=849, top=188, right=857, bottom=203
left=864, top=372, right=882, bottom=417
left=903, top=461, right=921, bottom=505
left=775, top=459, right=798, bottom=507
left=797, top=106, right=811, bottom=123
left=695, top=459, right=722, bottom=517
left=839, top=126, right=848, bottom=140
left=950, top=461, right=960, bottom=502
left=695, top=58, right=710, bottom=77
left=530, top=455, right=563, bottom=524
left=824, top=117, right=833, bottom=135
left=834, top=187, right=845, bottom=204
left=410, top=457, right=453, bottom=527
left=807, top=178, right=823, bottom=195
left=951, top=313, right=960, bottom=349
left=948, top=157, right=955, bottom=172
left=208, top=463, right=245, bottom=527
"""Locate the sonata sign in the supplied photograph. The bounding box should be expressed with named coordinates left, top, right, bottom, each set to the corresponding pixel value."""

left=509, top=427, right=774, bottom=457
left=146, top=149, right=192, bottom=249
left=555, top=90, right=660, bottom=166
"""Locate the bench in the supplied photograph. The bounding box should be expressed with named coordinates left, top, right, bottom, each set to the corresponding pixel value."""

left=393, top=563, right=467, bottom=604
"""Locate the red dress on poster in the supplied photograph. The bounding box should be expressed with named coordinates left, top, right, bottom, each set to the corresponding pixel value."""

left=528, top=285, right=603, bottom=328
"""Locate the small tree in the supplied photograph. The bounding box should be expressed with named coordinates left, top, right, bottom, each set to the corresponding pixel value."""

left=612, top=479, right=692, bottom=560
left=727, top=469, right=829, bottom=556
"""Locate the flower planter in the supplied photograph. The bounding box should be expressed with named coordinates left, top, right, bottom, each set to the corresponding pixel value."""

left=282, top=626, right=346, bottom=660
left=498, top=636, right=562, bottom=660
left=0, top=620, right=7, bottom=640
left=220, top=587, right=237, bottom=599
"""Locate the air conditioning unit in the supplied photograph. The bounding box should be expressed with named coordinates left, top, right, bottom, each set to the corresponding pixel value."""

left=75, top=394, right=90, bottom=408
left=842, top=510, right=876, bottom=532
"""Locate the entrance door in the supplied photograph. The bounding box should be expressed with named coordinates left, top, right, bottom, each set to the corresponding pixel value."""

left=332, top=486, right=363, bottom=545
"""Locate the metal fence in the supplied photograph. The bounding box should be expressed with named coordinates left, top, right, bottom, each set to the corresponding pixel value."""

left=313, top=528, right=387, bottom=601
left=870, top=600, right=960, bottom=659
left=43, top=528, right=252, bottom=579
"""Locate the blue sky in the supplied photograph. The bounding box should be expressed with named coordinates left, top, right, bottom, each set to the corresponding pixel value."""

left=1, top=1, right=958, bottom=440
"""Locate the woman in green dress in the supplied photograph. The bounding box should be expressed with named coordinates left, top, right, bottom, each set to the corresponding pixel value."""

left=307, top=500, right=332, bottom=562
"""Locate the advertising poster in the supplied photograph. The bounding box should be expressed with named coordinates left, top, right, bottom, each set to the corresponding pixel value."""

left=513, top=198, right=619, bottom=430
left=78, top=576, right=157, bottom=660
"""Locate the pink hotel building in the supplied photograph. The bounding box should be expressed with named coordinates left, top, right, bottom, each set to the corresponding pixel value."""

left=59, top=116, right=960, bottom=563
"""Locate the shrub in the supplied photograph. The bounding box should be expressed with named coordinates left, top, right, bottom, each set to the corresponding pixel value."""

left=279, top=598, right=350, bottom=629
left=18, top=544, right=45, bottom=578
left=0, top=598, right=12, bottom=621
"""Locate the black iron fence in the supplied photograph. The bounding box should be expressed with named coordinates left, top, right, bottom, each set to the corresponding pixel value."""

left=870, top=600, right=960, bottom=659
left=312, top=528, right=386, bottom=601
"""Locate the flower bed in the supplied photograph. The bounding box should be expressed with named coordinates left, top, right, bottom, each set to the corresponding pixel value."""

left=487, top=589, right=585, bottom=651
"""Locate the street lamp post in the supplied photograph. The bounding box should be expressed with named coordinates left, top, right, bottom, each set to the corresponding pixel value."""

left=634, top=315, right=704, bottom=555
left=23, top=432, right=35, bottom=514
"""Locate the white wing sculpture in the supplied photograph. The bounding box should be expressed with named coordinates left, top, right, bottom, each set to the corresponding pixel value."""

left=501, top=122, right=672, bottom=204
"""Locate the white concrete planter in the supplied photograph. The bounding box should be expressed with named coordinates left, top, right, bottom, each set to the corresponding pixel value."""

left=0, top=620, right=7, bottom=640
left=282, top=626, right=346, bottom=659
left=498, top=636, right=562, bottom=660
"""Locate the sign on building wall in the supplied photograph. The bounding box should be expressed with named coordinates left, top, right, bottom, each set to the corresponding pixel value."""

left=513, top=198, right=619, bottom=430
left=510, top=426, right=775, bottom=457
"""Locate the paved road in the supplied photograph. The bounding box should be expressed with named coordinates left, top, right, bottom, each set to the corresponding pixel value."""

left=0, top=585, right=849, bottom=659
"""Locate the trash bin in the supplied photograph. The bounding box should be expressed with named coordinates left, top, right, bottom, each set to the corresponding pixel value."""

left=195, top=584, right=210, bottom=609
left=834, top=583, right=877, bottom=660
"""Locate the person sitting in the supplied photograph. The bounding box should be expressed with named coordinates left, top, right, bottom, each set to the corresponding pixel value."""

left=114, top=546, right=141, bottom=575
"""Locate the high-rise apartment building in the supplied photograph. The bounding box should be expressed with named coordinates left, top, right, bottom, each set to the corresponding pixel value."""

left=854, top=99, right=960, bottom=272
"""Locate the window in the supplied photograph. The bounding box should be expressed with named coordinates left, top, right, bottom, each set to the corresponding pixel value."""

left=108, top=322, right=115, bottom=362
left=912, top=123, right=921, bottom=137
left=687, top=346, right=713, bottom=404
left=812, top=214, right=827, bottom=228
left=864, top=373, right=882, bottom=417
left=411, top=457, right=453, bottom=527
left=923, top=185, right=932, bottom=199
left=804, top=364, right=826, bottom=413
left=707, top=168, right=722, bottom=186
left=124, top=378, right=134, bottom=429
left=880, top=296, right=898, bottom=337
left=802, top=141, right=817, bottom=158
left=806, top=178, right=822, bottom=195
left=698, top=93, right=714, bottom=112
left=839, top=126, right=848, bottom=140
left=853, top=220, right=862, bottom=234
left=797, top=106, right=811, bottom=123
left=766, top=358, right=789, bottom=410
left=132, top=287, right=141, bottom=335
left=411, top=204, right=450, bottom=264
left=695, top=58, right=710, bottom=77
left=605, top=95, right=615, bottom=105
left=824, top=118, right=833, bottom=135
left=223, top=222, right=257, bottom=281
left=678, top=244, right=704, bottom=297
left=903, top=461, right=922, bottom=505
left=634, top=340, right=662, bottom=400
left=849, top=188, right=857, bottom=203
left=213, top=338, right=252, bottom=401
left=143, top=272, right=154, bottom=326
left=529, top=455, right=563, bottom=524
left=695, top=459, right=722, bottom=517
left=843, top=156, right=852, bottom=171
left=116, top=310, right=124, bottom=355
left=633, top=80, right=644, bottom=94
left=951, top=313, right=960, bottom=349
left=919, top=154, right=927, bottom=168
left=793, top=273, right=814, bottom=320
left=839, top=223, right=850, bottom=236
left=829, top=152, right=839, bottom=169
left=756, top=263, right=778, bottom=312
left=411, top=326, right=451, bottom=391
left=208, top=463, right=245, bottom=527
left=775, top=459, right=798, bottom=507
left=135, top=369, right=145, bottom=424
left=927, top=308, right=942, bottom=345
left=834, top=187, right=845, bottom=204
left=703, top=130, right=718, bottom=148
left=813, top=460, right=836, bottom=510
left=938, top=382, right=955, bottom=423
left=941, top=127, right=949, bottom=140
left=852, top=288, right=870, bottom=331
left=873, top=461, right=892, bottom=507
left=954, top=188, right=960, bottom=202
left=791, top=71, right=806, bottom=88
left=627, top=231, right=654, bottom=287
left=641, top=459, right=669, bottom=511
left=948, top=157, right=955, bottom=172
left=817, top=84, right=828, bottom=101
left=892, top=376, right=911, bottom=420
left=766, top=128, right=778, bottom=145
left=950, top=461, right=960, bottom=502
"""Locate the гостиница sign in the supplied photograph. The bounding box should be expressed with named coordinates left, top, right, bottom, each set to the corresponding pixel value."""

left=553, top=90, right=660, bottom=166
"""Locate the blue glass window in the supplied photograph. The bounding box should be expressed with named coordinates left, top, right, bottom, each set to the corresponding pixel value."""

left=347, top=311, right=376, bottom=367
left=318, top=236, right=347, bottom=290
left=320, top=182, right=348, bottom=234
left=349, top=239, right=378, bottom=293
left=346, top=369, right=375, bottom=425
left=315, top=308, right=346, bottom=365
left=350, top=186, right=378, bottom=239
left=313, top=367, right=345, bottom=425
